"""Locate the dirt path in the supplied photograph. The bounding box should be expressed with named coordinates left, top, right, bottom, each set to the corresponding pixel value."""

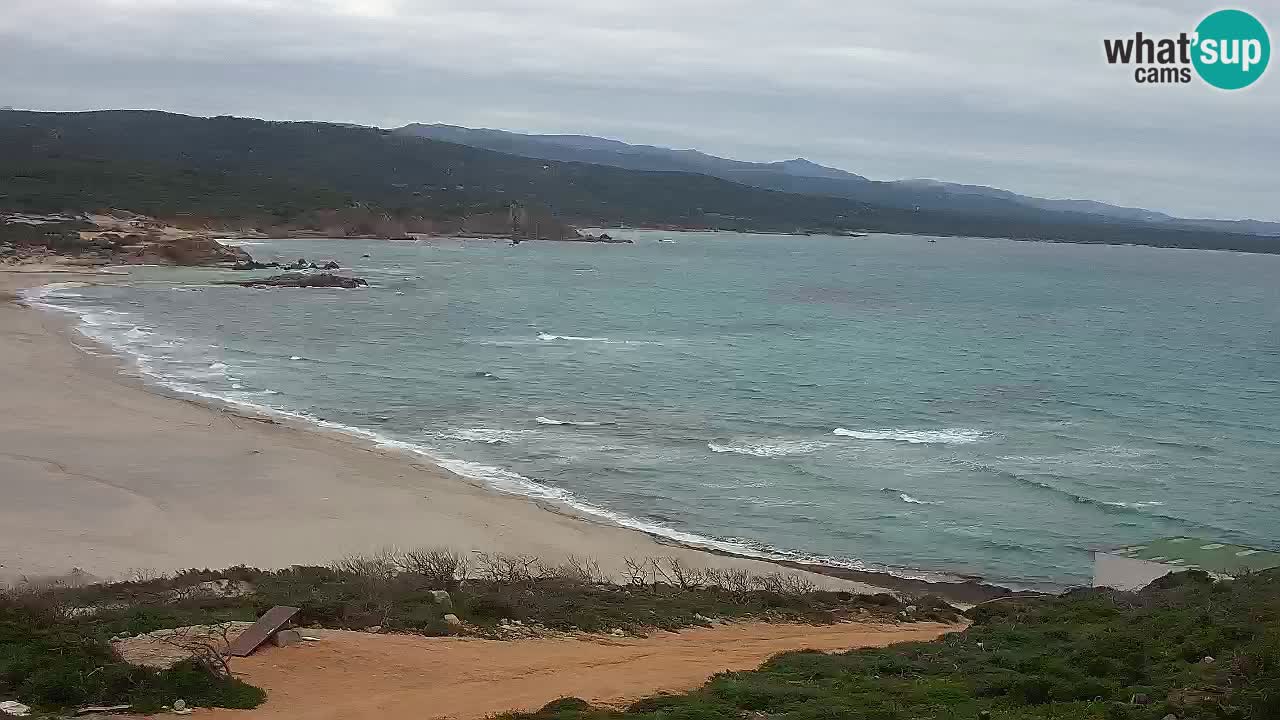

left=215, top=621, right=961, bottom=720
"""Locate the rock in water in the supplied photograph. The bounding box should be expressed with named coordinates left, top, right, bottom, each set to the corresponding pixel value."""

left=237, top=273, right=368, bottom=289
left=232, top=260, right=282, bottom=270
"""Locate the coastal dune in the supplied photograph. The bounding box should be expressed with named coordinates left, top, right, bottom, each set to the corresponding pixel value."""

left=0, top=271, right=883, bottom=592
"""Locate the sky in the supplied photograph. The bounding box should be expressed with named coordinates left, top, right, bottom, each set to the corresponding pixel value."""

left=2, top=0, right=1276, bottom=220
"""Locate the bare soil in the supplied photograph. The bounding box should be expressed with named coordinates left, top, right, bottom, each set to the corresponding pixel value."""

left=214, top=621, right=962, bottom=720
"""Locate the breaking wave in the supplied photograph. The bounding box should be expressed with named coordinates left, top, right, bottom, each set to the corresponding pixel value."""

left=708, top=439, right=829, bottom=458
left=535, top=416, right=611, bottom=427
left=537, top=332, right=607, bottom=342
left=436, top=427, right=529, bottom=445
left=537, top=332, right=661, bottom=345
left=833, top=427, right=991, bottom=444
left=881, top=487, right=943, bottom=505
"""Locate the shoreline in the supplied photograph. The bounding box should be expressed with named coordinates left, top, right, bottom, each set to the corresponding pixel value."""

left=1, top=267, right=1013, bottom=603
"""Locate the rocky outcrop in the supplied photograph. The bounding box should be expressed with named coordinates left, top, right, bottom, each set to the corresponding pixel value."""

left=2, top=214, right=255, bottom=267
left=238, top=272, right=368, bottom=289
left=234, top=258, right=339, bottom=271
left=125, top=234, right=252, bottom=266
left=233, top=260, right=281, bottom=270
left=280, top=258, right=341, bottom=270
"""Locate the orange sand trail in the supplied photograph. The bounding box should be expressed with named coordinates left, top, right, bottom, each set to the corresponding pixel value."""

left=216, top=621, right=962, bottom=720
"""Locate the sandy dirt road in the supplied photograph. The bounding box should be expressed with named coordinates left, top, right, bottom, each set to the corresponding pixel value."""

left=216, top=621, right=962, bottom=720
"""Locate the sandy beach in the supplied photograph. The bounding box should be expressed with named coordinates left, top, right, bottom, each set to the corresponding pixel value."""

left=0, top=269, right=888, bottom=592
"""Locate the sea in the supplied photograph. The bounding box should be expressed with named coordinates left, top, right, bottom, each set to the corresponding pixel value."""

left=24, top=230, right=1280, bottom=590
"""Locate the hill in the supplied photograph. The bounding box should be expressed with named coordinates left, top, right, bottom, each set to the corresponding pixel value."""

left=2, top=110, right=1277, bottom=252
left=397, top=123, right=1280, bottom=237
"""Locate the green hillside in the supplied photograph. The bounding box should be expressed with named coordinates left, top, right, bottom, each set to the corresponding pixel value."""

left=1, top=109, right=1277, bottom=253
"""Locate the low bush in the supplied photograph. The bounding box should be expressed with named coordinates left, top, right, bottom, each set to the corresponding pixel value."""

left=0, top=597, right=263, bottom=713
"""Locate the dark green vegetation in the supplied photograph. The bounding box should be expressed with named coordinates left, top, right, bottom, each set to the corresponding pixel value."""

left=504, top=570, right=1280, bottom=720
left=36, top=552, right=950, bottom=637
left=2, top=109, right=1277, bottom=252
left=0, top=551, right=949, bottom=712
left=0, top=218, right=96, bottom=253
left=0, top=596, right=264, bottom=713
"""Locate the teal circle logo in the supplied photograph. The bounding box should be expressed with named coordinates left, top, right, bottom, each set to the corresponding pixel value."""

left=1193, top=9, right=1270, bottom=89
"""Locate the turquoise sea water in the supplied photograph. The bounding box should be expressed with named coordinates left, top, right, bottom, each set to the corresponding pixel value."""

left=29, top=231, right=1280, bottom=588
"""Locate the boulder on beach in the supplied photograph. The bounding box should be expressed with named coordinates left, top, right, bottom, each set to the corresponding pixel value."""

left=238, top=272, right=368, bottom=289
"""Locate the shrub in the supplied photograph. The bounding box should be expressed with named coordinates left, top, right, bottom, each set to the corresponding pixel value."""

left=0, top=598, right=264, bottom=712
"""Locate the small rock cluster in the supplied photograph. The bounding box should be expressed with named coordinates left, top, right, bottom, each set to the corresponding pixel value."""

left=238, top=272, right=368, bottom=289
left=234, top=258, right=340, bottom=271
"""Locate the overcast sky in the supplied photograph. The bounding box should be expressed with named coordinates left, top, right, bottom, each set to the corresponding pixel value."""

left=2, top=0, right=1275, bottom=220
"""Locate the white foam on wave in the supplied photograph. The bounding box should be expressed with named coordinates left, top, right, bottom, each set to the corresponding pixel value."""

left=536, top=332, right=661, bottom=345
left=1102, top=500, right=1166, bottom=509
left=537, top=332, right=607, bottom=342
left=881, top=487, right=943, bottom=505
left=437, top=428, right=529, bottom=445
left=535, top=416, right=609, bottom=427
left=25, top=281, right=89, bottom=297
left=20, top=281, right=243, bottom=398
left=833, top=427, right=991, bottom=444
left=19, top=281, right=967, bottom=587
left=708, top=439, right=829, bottom=458
left=900, top=493, right=942, bottom=505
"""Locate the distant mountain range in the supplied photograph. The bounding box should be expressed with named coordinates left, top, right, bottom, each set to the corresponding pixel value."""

left=396, top=124, right=1280, bottom=236
left=1, top=109, right=1277, bottom=254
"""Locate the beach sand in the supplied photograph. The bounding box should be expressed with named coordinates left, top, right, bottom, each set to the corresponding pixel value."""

left=0, top=270, right=888, bottom=593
